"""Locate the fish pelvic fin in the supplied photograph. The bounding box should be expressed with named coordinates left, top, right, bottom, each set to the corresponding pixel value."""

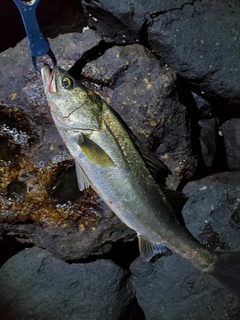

left=205, top=252, right=240, bottom=297
left=138, top=234, right=168, bottom=261
left=78, top=134, right=115, bottom=167
left=74, top=159, right=90, bottom=191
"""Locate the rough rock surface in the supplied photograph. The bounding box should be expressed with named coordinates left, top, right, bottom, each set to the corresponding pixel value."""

left=198, top=118, right=219, bottom=168
left=82, top=0, right=240, bottom=113
left=130, top=172, right=240, bottom=320
left=0, top=246, right=134, bottom=320
left=182, top=172, right=240, bottom=250
left=222, top=118, right=240, bottom=170
left=0, top=30, right=195, bottom=259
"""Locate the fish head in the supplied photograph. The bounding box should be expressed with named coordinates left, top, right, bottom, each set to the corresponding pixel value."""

left=41, top=65, right=103, bottom=131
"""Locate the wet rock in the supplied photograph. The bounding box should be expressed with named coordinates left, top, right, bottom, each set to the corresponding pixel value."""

left=0, top=246, right=134, bottom=320
left=0, top=29, right=196, bottom=260
left=82, top=0, right=240, bottom=113
left=130, top=172, right=240, bottom=320
left=198, top=118, right=219, bottom=168
left=222, top=118, right=240, bottom=170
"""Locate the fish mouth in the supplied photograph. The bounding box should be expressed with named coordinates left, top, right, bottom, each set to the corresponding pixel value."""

left=41, top=65, right=58, bottom=95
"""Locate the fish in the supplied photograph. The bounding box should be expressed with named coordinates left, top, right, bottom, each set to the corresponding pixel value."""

left=41, top=65, right=240, bottom=296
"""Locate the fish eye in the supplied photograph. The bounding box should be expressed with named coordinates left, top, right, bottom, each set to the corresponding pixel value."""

left=62, top=77, right=73, bottom=89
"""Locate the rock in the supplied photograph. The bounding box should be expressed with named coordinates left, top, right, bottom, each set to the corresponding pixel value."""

left=131, top=255, right=240, bottom=320
left=0, top=246, right=134, bottom=320
left=82, top=0, right=240, bottom=113
left=0, top=30, right=196, bottom=260
left=222, top=118, right=240, bottom=170
left=193, top=93, right=213, bottom=120
left=182, top=172, right=240, bottom=251
left=130, top=172, right=240, bottom=320
left=198, top=118, right=219, bottom=168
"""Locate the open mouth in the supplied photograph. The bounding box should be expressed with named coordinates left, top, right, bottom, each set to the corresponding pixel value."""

left=41, top=65, right=58, bottom=94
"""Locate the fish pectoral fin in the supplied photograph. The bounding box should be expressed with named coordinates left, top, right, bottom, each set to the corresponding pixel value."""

left=74, top=159, right=90, bottom=191
left=78, top=134, right=115, bottom=167
left=138, top=234, right=168, bottom=261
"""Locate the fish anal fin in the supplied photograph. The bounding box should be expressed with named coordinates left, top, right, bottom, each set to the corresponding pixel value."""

left=74, top=159, right=90, bottom=191
left=78, top=134, right=115, bottom=167
left=138, top=234, right=168, bottom=261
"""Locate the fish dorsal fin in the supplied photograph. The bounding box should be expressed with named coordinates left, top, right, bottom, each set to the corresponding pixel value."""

left=78, top=134, right=115, bottom=167
left=163, top=187, right=186, bottom=212
left=138, top=234, right=168, bottom=261
left=130, top=133, right=171, bottom=186
left=74, top=159, right=90, bottom=191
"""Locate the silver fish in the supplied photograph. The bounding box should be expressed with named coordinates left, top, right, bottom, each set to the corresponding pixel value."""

left=41, top=65, right=240, bottom=296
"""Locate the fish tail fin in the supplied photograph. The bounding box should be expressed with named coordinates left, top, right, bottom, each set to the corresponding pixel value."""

left=207, top=252, right=240, bottom=297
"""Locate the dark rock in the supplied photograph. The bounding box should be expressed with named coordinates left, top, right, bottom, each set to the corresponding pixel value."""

left=131, top=255, right=240, bottom=320
left=0, top=30, right=196, bottom=260
left=193, top=93, right=213, bottom=119
left=198, top=118, right=219, bottom=168
left=130, top=172, right=240, bottom=320
left=0, top=246, right=134, bottom=320
left=82, top=0, right=240, bottom=114
left=182, top=172, right=240, bottom=251
left=222, top=118, right=240, bottom=170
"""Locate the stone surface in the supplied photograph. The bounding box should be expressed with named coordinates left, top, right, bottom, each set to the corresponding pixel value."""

left=130, top=172, right=240, bottom=320
left=0, top=30, right=196, bottom=260
left=131, top=255, right=240, bottom=320
left=0, top=246, right=134, bottom=320
left=82, top=0, right=240, bottom=114
left=222, top=118, right=240, bottom=170
left=198, top=118, right=219, bottom=168
left=182, top=172, right=240, bottom=251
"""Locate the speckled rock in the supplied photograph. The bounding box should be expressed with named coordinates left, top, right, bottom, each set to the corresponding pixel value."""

left=82, top=0, right=240, bottom=114
left=0, top=246, right=134, bottom=320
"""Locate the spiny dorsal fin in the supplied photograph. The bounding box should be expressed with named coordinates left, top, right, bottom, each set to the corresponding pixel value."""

left=138, top=234, right=168, bottom=261
left=78, top=134, right=115, bottom=167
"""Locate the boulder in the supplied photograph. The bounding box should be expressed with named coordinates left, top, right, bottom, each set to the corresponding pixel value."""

left=82, top=0, right=240, bottom=114
left=0, top=246, right=134, bottom=320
